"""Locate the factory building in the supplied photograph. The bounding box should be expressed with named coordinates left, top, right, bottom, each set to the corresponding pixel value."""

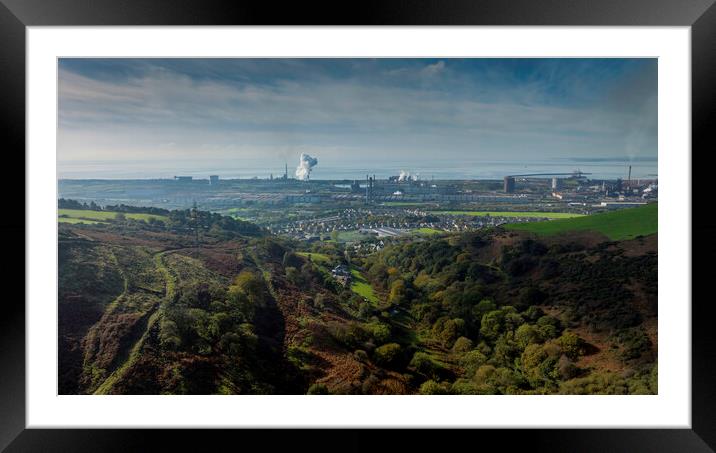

left=504, top=176, right=515, bottom=193
left=286, top=195, right=322, bottom=204
left=209, top=175, right=219, bottom=185
left=174, top=176, right=192, bottom=182
left=365, top=174, right=375, bottom=204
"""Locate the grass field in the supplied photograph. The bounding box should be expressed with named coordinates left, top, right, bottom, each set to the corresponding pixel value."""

left=505, top=203, right=657, bottom=240
left=335, top=230, right=374, bottom=243
left=412, top=227, right=443, bottom=235
left=58, top=209, right=169, bottom=223
left=430, top=210, right=584, bottom=219
left=296, top=252, right=332, bottom=264
left=350, top=268, right=379, bottom=304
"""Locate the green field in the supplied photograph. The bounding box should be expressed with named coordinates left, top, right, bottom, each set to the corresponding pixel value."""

left=431, top=210, right=584, bottom=219
left=350, top=268, right=379, bottom=304
left=334, top=230, right=373, bottom=243
left=58, top=209, right=169, bottom=223
left=58, top=217, right=103, bottom=225
left=412, top=227, right=443, bottom=235
left=296, top=252, right=332, bottom=264
left=505, top=203, right=657, bottom=240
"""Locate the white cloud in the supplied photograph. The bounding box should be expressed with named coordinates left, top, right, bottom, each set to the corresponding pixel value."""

left=420, top=60, right=446, bottom=77
left=57, top=61, right=656, bottom=168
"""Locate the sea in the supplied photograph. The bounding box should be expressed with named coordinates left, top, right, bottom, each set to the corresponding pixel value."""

left=58, top=156, right=658, bottom=181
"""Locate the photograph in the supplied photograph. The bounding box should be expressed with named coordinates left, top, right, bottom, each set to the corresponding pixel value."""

left=57, top=57, right=658, bottom=396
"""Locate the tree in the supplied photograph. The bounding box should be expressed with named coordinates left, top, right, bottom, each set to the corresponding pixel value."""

left=536, top=315, right=560, bottom=340
left=374, top=343, right=401, bottom=367
left=480, top=310, right=504, bottom=342
left=515, top=324, right=540, bottom=349
left=559, top=331, right=585, bottom=360
left=458, top=350, right=486, bottom=378
left=410, top=352, right=439, bottom=377
left=452, top=336, right=474, bottom=353
left=472, top=299, right=496, bottom=322
left=388, top=279, right=407, bottom=305
left=419, top=380, right=452, bottom=395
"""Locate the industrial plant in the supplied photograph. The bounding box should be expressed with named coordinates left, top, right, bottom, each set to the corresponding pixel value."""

left=59, top=152, right=657, bottom=245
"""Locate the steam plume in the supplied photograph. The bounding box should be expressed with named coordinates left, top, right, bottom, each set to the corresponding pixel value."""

left=295, top=153, right=318, bottom=181
left=398, top=170, right=419, bottom=182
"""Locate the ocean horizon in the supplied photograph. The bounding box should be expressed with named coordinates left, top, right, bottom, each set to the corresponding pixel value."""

left=58, top=156, right=657, bottom=181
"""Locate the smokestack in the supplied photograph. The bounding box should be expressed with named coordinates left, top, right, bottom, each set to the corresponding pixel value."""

left=366, top=174, right=369, bottom=204
left=628, top=165, right=632, bottom=187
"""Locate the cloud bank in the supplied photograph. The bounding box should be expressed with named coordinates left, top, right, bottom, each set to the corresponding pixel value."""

left=58, top=58, right=657, bottom=177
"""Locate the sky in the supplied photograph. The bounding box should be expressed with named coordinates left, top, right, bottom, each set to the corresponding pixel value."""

left=57, top=58, right=657, bottom=179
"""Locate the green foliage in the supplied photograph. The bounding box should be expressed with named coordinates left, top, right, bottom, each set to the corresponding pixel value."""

left=432, top=317, right=466, bottom=348
left=410, top=352, right=442, bottom=378
left=472, top=299, right=497, bottom=322
left=419, top=380, right=452, bottom=395
left=515, top=324, right=540, bottom=349
left=459, top=350, right=488, bottom=377
left=374, top=343, right=402, bottom=367
left=559, top=331, right=585, bottom=360
left=480, top=310, right=505, bottom=342
left=452, top=336, right=474, bottom=353
left=365, top=322, right=392, bottom=345
left=388, top=279, right=407, bottom=305
left=613, top=328, right=652, bottom=361
left=536, top=315, right=561, bottom=340
left=307, top=383, right=331, bottom=395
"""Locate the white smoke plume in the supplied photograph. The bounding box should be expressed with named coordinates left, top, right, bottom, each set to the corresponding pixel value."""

left=295, top=153, right=318, bottom=181
left=398, top=170, right=419, bottom=182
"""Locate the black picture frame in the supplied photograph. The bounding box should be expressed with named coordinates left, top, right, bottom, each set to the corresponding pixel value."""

left=2, top=1, right=714, bottom=451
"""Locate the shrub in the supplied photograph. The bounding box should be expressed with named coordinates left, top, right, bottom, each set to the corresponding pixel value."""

left=354, top=350, right=369, bottom=363
left=480, top=310, right=504, bottom=342
left=459, top=350, right=488, bottom=377
left=559, top=331, right=585, bottom=360
left=374, top=343, right=402, bottom=367
left=515, top=324, right=540, bottom=349
left=452, top=336, right=474, bottom=354
left=366, top=322, right=392, bottom=344
left=307, top=383, right=331, bottom=395
left=419, top=380, right=452, bottom=395
left=536, top=315, right=560, bottom=340
left=410, top=352, right=439, bottom=377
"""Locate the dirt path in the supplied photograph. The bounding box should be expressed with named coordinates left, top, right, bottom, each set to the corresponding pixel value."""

left=92, top=250, right=174, bottom=394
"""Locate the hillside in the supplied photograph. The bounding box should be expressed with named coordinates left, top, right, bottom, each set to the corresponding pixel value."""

left=504, top=203, right=657, bottom=241
left=58, top=206, right=657, bottom=395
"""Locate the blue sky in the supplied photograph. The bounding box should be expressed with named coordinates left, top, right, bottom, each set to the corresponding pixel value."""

left=58, top=58, right=657, bottom=178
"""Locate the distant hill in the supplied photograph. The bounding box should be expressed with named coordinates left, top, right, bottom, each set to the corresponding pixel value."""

left=505, top=203, right=657, bottom=241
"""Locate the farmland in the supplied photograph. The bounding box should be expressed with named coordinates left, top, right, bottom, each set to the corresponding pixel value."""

left=58, top=208, right=169, bottom=224
left=412, top=227, right=443, bottom=235
left=505, top=203, right=657, bottom=240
